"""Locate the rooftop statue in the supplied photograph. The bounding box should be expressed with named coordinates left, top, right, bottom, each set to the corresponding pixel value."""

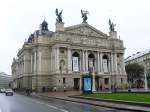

left=81, top=10, right=89, bottom=23
left=55, top=8, right=63, bottom=23
left=109, top=19, right=116, bottom=32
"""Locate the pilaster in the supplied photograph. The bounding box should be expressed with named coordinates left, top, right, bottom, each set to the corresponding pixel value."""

left=85, top=50, right=88, bottom=73
left=68, top=48, right=72, bottom=73
left=97, top=52, right=100, bottom=74
left=100, top=53, right=103, bottom=73
left=82, top=50, right=85, bottom=73
left=55, top=48, right=60, bottom=73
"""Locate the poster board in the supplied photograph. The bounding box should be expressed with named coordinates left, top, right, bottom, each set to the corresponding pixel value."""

left=82, top=75, right=92, bottom=93
left=72, top=57, right=79, bottom=72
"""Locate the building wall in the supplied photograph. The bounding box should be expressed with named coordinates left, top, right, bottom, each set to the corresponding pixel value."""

left=0, top=72, right=12, bottom=89
left=125, top=50, right=150, bottom=88
left=12, top=23, right=127, bottom=91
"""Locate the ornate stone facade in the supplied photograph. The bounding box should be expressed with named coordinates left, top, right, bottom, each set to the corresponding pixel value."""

left=11, top=21, right=127, bottom=91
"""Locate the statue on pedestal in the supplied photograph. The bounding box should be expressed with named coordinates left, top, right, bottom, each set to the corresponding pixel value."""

left=55, top=8, right=63, bottom=23
left=81, top=10, right=89, bottom=23
left=109, top=19, right=116, bottom=32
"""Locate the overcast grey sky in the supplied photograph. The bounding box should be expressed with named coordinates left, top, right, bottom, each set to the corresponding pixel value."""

left=0, top=0, right=150, bottom=75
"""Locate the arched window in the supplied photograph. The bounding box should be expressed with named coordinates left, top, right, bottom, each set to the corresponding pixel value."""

left=88, top=53, right=95, bottom=72
left=102, top=55, right=109, bottom=73
left=72, top=52, right=80, bottom=72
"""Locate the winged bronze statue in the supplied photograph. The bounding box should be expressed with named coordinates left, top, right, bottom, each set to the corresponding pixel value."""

left=55, top=8, right=63, bottom=23
left=109, top=19, right=116, bottom=32
left=81, top=10, right=89, bottom=23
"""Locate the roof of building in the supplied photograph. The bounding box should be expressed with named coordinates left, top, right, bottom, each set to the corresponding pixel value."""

left=65, top=23, right=108, bottom=37
left=125, top=48, right=150, bottom=62
left=0, top=72, right=12, bottom=77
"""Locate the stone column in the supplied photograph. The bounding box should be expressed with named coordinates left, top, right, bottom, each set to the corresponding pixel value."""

left=108, top=57, right=111, bottom=73
left=114, top=53, right=117, bottom=73
left=82, top=50, right=85, bottom=73
left=79, top=78, right=82, bottom=90
left=111, top=52, right=117, bottom=73
left=38, top=52, right=42, bottom=72
left=24, top=55, right=26, bottom=73
left=34, top=51, right=37, bottom=73
left=100, top=53, right=103, bottom=73
left=55, top=48, right=60, bottom=73
left=144, top=69, right=148, bottom=91
left=31, top=55, right=32, bottom=73
left=97, top=52, right=100, bottom=74
left=51, top=49, right=54, bottom=72
left=68, top=48, right=72, bottom=73
left=85, top=50, right=88, bottom=73
left=111, top=53, right=114, bottom=73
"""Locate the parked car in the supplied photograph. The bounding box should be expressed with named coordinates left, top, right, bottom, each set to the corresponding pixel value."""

left=0, top=88, right=6, bottom=93
left=5, top=89, right=13, bottom=96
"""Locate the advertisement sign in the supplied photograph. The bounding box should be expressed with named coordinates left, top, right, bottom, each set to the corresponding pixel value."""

left=73, top=57, right=79, bottom=72
left=83, top=78, right=92, bottom=91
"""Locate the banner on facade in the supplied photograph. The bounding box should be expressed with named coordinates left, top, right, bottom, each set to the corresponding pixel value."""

left=103, top=59, right=108, bottom=72
left=73, top=57, right=79, bottom=72
left=89, top=59, right=94, bottom=68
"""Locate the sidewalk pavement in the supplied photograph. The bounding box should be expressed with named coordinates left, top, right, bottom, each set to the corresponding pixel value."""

left=30, top=91, right=150, bottom=112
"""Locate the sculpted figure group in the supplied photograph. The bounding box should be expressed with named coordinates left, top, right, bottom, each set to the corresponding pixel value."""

left=55, top=8, right=116, bottom=31
left=55, top=8, right=89, bottom=23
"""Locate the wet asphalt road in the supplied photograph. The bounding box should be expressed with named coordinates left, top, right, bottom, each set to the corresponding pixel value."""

left=0, top=93, right=132, bottom=112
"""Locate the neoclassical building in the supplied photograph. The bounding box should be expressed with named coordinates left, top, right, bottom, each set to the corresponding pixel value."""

left=12, top=14, right=127, bottom=91
left=125, top=49, right=150, bottom=88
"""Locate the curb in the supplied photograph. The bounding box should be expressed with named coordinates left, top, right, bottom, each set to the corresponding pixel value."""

left=70, top=96, right=150, bottom=107
left=33, top=94, right=150, bottom=112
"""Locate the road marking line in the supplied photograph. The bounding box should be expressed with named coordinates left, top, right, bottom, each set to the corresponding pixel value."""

left=46, top=104, right=69, bottom=112
left=35, top=100, right=69, bottom=112
left=36, top=101, right=45, bottom=105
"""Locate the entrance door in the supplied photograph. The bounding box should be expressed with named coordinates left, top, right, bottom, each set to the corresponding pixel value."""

left=74, top=78, right=80, bottom=90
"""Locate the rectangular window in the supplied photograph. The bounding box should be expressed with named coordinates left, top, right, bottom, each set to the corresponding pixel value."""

left=63, top=77, right=66, bottom=84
